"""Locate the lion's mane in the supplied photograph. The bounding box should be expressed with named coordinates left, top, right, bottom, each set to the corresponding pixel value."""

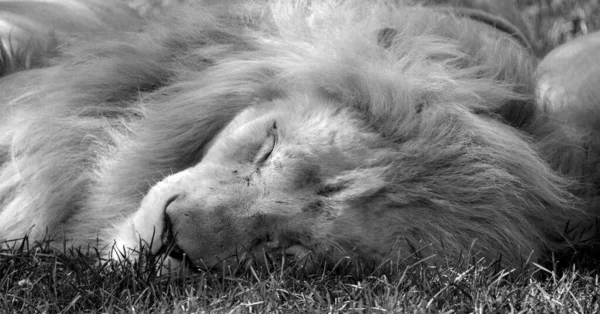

left=0, top=0, right=597, bottom=268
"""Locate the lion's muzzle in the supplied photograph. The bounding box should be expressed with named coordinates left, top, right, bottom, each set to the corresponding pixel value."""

left=159, top=181, right=317, bottom=272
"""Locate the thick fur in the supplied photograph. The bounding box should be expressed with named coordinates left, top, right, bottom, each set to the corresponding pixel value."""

left=0, top=0, right=598, bottom=271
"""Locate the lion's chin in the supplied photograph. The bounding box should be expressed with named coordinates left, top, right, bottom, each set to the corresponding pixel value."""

left=284, top=244, right=319, bottom=273
left=162, top=242, right=319, bottom=275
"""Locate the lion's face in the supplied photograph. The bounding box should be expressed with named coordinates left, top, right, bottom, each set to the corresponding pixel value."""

left=154, top=95, right=391, bottom=270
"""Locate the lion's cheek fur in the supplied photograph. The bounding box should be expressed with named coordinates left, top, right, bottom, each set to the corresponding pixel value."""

left=322, top=198, right=541, bottom=268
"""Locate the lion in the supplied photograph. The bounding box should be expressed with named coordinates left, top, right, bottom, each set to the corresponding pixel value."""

left=0, top=0, right=598, bottom=273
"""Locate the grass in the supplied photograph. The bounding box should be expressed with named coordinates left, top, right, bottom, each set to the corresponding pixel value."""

left=1, top=238, right=599, bottom=313
left=2, top=0, right=600, bottom=313
left=519, top=0, right=600, bottom=55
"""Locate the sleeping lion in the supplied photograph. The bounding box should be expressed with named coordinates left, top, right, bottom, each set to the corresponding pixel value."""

left=0, top=0, right=598, bottom=273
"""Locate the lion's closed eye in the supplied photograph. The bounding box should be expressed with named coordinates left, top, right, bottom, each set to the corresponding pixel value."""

left=253, top=122, right=277, bottom=165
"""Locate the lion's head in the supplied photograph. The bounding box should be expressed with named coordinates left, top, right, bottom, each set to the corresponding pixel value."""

left=144, top=83, right=575, bottom=272
left=156, top=98, right=394, bottom=270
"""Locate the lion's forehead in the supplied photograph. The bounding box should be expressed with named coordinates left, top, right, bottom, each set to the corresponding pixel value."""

left=209, top=98, right=375, bottom=156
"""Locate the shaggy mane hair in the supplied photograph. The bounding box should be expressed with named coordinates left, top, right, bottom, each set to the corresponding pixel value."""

left=0, top=0, right=597, bottom=267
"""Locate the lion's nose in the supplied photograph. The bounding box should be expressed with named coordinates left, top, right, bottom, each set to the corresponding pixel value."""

left=161, top=195, right=186, bottom=260
left=162, top=190, right=251, bottom=270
